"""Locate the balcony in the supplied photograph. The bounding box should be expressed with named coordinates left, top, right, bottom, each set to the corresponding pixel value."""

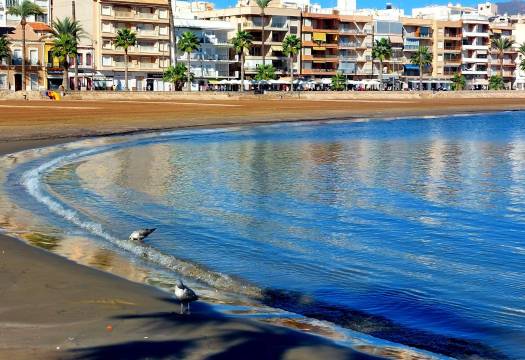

left=462, top=57, right=488, bottom=63
left=462, top=69, right=488, bottom=75
left=302, top=68, right=338, bottom=75
left=114, top=11, right=133, bottom=18
left=463, top=31, right=489, bottom=37
left=140, top=62, right=158, bottom=69
left=138, top=12, right=155, bottom=19
left=339, top=28, right=369, bottom=35
left=339, top=41, right=370, bottom=49
left=462, top=44, right=488, bottom=50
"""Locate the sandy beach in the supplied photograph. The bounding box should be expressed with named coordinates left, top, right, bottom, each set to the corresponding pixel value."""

left=1, top=94, right=525, bottom=359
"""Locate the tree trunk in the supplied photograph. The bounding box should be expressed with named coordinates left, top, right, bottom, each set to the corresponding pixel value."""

left=240, top=51, right=245, bottom=92
left=187, top=52, right=191, bottom=92
left=419, top=63, right=423, bottom=91
left=261, top=10, right=265, bottom=66
left=7, top=55, right=11, bottom=91
left=379, top=60, right=383, bottom=91
left=500, top=53, right=503, bottom=77
left=124, top=49, right=128, bottom=91
left=63, top=62, right=69, bottom=90
left=21, top=20, right=26, bottom=91
left=74, top=54, right=79, bottom=90
left=289, top=55, right=294, bottom=92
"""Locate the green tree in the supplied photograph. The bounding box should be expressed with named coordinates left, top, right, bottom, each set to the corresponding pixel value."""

left=7, top=0, right=43, bottom=91
left=0, top=35, right=12, bottom=90
left=331, top=71, right=345, bottom=91
left=491, top=36, right=514, bottom=76
left=114, top=28, right=137, bottom=91
left=410, top=46, right=432, bottom=91
left=51, top=33, right=77, bottom=91
left=52, top=17, right=83, bottom=90
left=372, top=38, right=392, bottom=91
left=163, top=63, right=189, bottom=91
left=282, top=34, right=301, bottom=92
left=230, top=30, right=253, bottom=92
left=255, top=0, right=271, bottom=66
left=451, top=73, right=466, bottom=91
left=255, top=64, right=276, bottom=81
left=489, top=74, right=504, bottom=90
left=178, top=31, right=200, bottom=91
left=517, top=42, right=525, bottom=75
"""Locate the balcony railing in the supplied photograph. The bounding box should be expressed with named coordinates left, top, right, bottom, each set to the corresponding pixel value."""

left=114, top=11, right=132, bottom=18
left=140, top=62, right=157, bottom=69
left=138, top=12, right=155, bottom=19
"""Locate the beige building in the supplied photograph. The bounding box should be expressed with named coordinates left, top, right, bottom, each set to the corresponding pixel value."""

left=54, top=0, right=171, bottom=91
left=199, top=0, right=301, bottom=77
left=489, top=17, right=518, bottom=89
left=0, top=22, right=52, bottom=91
left=338, top=14, right=373, bottom=79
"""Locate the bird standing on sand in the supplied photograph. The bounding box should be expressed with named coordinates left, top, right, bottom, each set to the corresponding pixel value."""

left=129, top=228, right=156, bottom=241
left=174, top=280, right=198, bottom=314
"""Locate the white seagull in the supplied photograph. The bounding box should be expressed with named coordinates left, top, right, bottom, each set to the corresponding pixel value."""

left=129, top=228, right=156, bottom=242
left=174, top=280, right=198, bottom=314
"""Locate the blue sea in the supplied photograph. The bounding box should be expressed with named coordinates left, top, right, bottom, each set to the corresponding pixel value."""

left=2, top=112, right=525, bottom=359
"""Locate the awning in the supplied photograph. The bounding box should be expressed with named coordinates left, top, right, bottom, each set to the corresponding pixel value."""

left=492, top=29, right=502, bottom=34
left=271, top=45, right=283, bottom=51
left=404, top=64, right=419, bottom=70
left=313, top=33, right=326, bottom=42
left=208, top=80, right=220, bottom=84
left=313, top=46, right=326, bottom=51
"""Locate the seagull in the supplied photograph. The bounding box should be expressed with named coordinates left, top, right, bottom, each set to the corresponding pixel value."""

left=129, top=228, right=156, bottom=242
left=174, top=280, right=198, bottom=314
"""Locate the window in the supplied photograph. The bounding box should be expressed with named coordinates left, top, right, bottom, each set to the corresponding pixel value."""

left=12, top=49, right=22, bottom=65
left=303, top=33, right=311, bottom=42
left=86, top=53, right=92, bottom=66
left=159, top=26, right=168, bottom=35
left=30, top=73, right=38, bottom=90
left=102, top=22, right=112, bottom=33
left=303, top=48, right=311, bottom=55
left=103, top=40, right=112, bottom=49
left=102, top=5, right=112, bottom=15
left=29, top=49, right=38, bottom=65
left=0, top=74, right=6, bottom=89
left=102, top=56, right=112, bottom=66
left=77, top=53, right=83, bottom=65
left=304, top=18, right=311, bottom=27
left=159, top=9, right=168, bottom=19
left=290, top=26, right=298, bottom=34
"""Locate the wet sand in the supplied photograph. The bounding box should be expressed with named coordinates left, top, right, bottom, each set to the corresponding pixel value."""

left=1, top=96, right=525, bottom=359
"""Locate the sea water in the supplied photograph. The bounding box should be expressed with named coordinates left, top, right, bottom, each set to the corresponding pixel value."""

left=3, top=112, right=525, bottom=359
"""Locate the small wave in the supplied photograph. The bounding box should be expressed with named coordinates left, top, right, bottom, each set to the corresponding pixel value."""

left=20, top=148, right=262, bottom=299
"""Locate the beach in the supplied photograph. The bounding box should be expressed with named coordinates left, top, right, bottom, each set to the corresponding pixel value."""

left=2, top=94, right=525, bottom=359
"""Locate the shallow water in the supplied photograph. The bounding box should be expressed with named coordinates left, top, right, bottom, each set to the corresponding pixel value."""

left=3, top=112, right=525, bottom=359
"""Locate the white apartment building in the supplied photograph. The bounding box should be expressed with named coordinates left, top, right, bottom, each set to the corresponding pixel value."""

left=462, top=14, right=490, bottom=89
left=3, top=0, right=50, bottom=26
left=174, top=18, right=237, bottom=88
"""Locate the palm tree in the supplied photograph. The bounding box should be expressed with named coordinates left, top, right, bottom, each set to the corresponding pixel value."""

left=489, top=75, right=504, bottom=90
left=410, top=46, right=432, bottom=91
left=491, top=36, right=514, bottom=76
left=230, top=30, right=253, bottom=92
left=451, top=73, right=466, bottom=91
left=331, top=71, right=345, bottom=91
left=255, top=64, right=276, bottom=80
left=7, top=0, right=43, bottom=91
left=114, top=28, right=137, bottom=91
left=163, top=63, right=188, bottom=91
left=52, top=17, right=83, bottom=90
left=255, top=0, right=271, bottom=66
left=0, top=35, right=12, bottom=90
left=178, top=31, right=200, bottom=92
left=372, top=38, right=392, bottom=91
left=51, top=33, right=77, bottom=90
left=282, top=34, right=301, bottom=92
left=519, top=42, right=525, bottom=74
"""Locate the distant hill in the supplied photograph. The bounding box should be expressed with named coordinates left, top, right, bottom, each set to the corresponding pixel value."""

left=497, top=0, right=525, bottom=15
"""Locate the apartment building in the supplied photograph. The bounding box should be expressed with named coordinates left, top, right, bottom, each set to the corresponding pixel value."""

left=437, top=20, right=463, bottom=79
left=489, top=17, right=517, bottom=89
left=338, top=14, right=372, bottom=79
left=2, top=0, right=50, bottom=26
left=199, top=1, right=301, bottom=77
left=0, top=22, right=52, bottom=90
left=401, top=17, right=433, bottom=88
left=461, top=14, right=490, bottom=89
left=174, top=18, right=237, bottom=88
left=372, top=19, right=403, bottom=87
left=514, top=21, right=525, bottom=90
left=301, top=11, right=339, bottom=77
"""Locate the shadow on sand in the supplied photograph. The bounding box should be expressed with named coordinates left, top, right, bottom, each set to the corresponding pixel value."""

left=68, top=297, right=379, bottom=360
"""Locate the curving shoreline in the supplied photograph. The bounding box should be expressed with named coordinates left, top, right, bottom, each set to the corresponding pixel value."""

left=2, top=96, right=524, bottom=359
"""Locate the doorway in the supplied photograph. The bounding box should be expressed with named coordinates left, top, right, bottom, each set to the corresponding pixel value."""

left=14, top=74, right=22, bottom=91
